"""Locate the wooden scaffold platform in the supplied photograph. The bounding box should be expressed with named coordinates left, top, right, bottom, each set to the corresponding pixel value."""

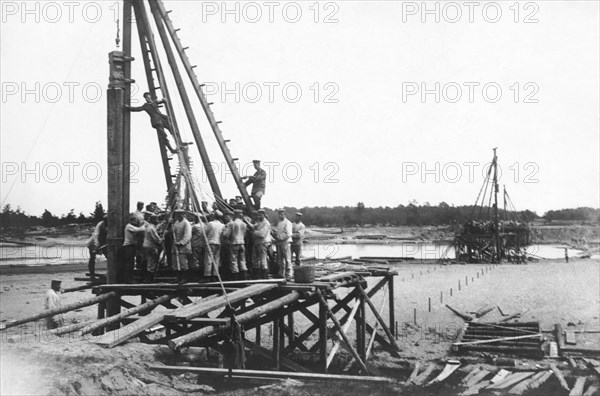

left=81, top=266, right=399, bottom=376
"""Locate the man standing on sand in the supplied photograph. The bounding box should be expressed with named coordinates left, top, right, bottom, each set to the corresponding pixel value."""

left=44, top=280, right=64, bottom=329
left=126, top=93, right=179, bottom=154
left=564, top=248, right=569, bottom=263
left=86, top=214, right=108, bottom=278
left=291, top=213, right=306, bottom=266
left=273, top=209, right=293, bottom=280
left=242, top=160, right=267, bottom=209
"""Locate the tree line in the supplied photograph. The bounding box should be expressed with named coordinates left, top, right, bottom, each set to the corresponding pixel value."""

left=1, top=202, right=598, bottom=230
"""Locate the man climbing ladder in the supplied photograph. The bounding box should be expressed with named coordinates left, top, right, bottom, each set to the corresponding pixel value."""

left=126, top=92, right=179, bottom=153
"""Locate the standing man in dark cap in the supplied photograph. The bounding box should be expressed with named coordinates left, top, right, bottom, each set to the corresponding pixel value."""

left=126, top=92, right=179, bottom=154
left=291, top=212, right=306, bottom=266
left=44, top=280, right=64, bottom=329
left=242, top=160, right=267, bottom=209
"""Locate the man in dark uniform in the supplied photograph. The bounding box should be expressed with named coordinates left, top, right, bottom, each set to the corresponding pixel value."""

left=242, top=160, right=267, bottom=209
left=126, top=92, right=178, bottom=154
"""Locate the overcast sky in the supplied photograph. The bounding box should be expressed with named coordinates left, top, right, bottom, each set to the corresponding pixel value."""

left=1, top=0, right=598, bottom=216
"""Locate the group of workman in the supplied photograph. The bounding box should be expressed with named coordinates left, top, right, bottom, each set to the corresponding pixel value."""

left=87, top=202, right=306, bottom=284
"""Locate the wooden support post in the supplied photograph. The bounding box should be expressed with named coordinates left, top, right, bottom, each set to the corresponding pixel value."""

left=357, top=285, right=402, bottom=354
left=273, top=318, right=280, bottom=370
left=288, top=312, right=295, bottom=344
left=92, top=301, right=106, bottom=336
left=255, top=325, right=261, bottom=347
left=317, top=291, right=370, bottom=375
left=387, top=275, right=395, bottom=336
left=358, top=289, right=366, bottom=360
left=319, top=295, right=328, bottom=374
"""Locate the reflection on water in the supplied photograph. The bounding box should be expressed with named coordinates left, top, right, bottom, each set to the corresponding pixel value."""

left=0, top=242, right=591, bottom=266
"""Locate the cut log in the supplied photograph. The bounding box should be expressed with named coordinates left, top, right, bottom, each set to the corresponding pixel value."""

left=550, top=363, right=570, bottom=391
left=149, top=364, right=394, bottom=383
left=49, top=321, right=94, bottom=336
left=93, top=310, right=168, bottom=348
left=427, top=361, right=460, bottom=385
left=404, top=362, right=420, bottom=385
left=486, top=371, right=535, bottom=390
left=474, top=305, right=495, bottom=318
left=164, top=283, right=277, bottom=321
left=569, top=377, right=587, bottom=396
left=453, top=333, right=541, bottom=346
left=446, top=305, right=473, bottom=322
left=412, top=362, right=436, bottom=386
left=0, top=292, right=117, bottom=330
left=525, top=370, right=552, bottom=391
left=81, top=294, right=173, bottom=335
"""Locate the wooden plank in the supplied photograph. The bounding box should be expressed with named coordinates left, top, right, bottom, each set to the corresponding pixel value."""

left=556, top=323, right=565, bottom=354
left=569, top=377, right=587, bottom=396
left=489, top=369, right=511, bottom=384
left=164, top=284, right=277, bottom=321
left=404, top=362, right=420, bottom=385
left=550, top=363, right=570, bottom=392
left=149, top=365, right=395, bottom=383
left=566, top=330, right=577, bottom=345
left=583, top=383, right=599, bottom=396
left=461, top=366, right=482, bottom=386
left=412, top=362, right=436, bottom=386
left=464, top=369, right=491, bottom=387
left=486, top=371, right=535, bottom=390
left=81, top=294, right=173, bottom=335
left=0, top=292, right=117, bottom=330
left=427, top=361, right=460, bottom=386
left=326, top=294, right=360, bottom=369
left=507, top=371, right=549, bottom=394
left=93, top=310, right=167, bottom=348
left=453, top=333, right=541, bottom=346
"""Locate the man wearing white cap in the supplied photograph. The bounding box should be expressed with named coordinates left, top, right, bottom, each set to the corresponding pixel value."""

left=242, top=160, right=267, bottom=210
left=273, top=209, right=293, bottom=280
left=291, top=213, right=306, bottom=266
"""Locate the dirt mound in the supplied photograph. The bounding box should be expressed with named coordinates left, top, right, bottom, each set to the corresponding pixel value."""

left=0, top=341, right=215, bottom=396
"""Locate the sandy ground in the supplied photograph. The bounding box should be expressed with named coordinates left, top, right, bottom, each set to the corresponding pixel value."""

left=1, top=256, right=599, bottom=395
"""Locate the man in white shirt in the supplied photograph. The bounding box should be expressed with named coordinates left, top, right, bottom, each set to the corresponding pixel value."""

left=204, top=211, right=225, bottom=281
left=44, top=280, right=63, bottom=329
left=229, top=209, right=248, bottom=280
left=172, top=209, right=193, bottom=283
left=291, top=212, right=306, bottom=266
left=273, top=209, right=293, bottom=280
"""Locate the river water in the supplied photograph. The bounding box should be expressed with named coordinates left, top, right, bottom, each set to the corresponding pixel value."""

left=0, top=242, right=588, bottom=267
